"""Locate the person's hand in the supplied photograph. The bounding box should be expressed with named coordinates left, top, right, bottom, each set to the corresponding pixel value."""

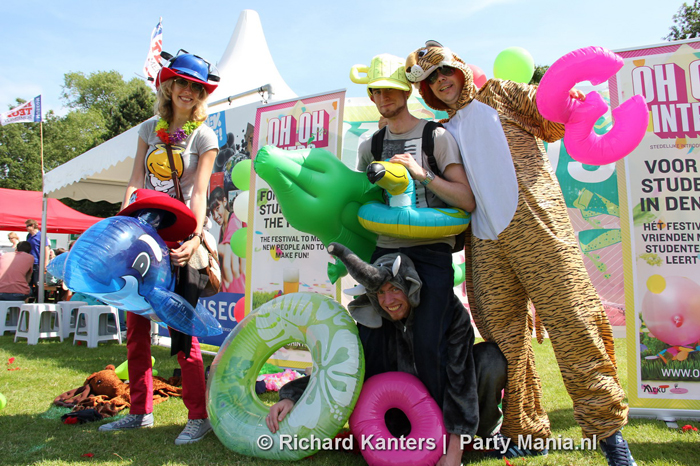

left=436, top=434, right=462, bottom=466
left=388, top=153, right=424, bottom=180
left=569, top=88, right=586, bottom=101
left=266, top=399, right=294, bottom=433
left=170, top=237, right=200, bottom=266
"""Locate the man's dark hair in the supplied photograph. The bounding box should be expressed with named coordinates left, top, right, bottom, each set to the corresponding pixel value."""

left=16, top=241, right=32, bottom=253
left=25, top=219, right=39, bottom=228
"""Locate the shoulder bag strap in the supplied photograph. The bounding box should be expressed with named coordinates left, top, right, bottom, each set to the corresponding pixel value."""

left=164, top=144, right=184, bottom=203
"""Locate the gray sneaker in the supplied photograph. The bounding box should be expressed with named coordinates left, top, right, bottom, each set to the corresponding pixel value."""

left=174, top=418, right=212, bottom=445
left=98, top=413, right=154, bottom=431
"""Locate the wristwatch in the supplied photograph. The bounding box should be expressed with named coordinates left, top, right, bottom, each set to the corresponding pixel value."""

left=420, top=168, right=435, bottom=186
left=187, top=232, right=204, bottom=243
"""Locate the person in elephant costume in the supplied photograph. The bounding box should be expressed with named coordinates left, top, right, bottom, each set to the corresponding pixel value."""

left=268, top=242, right=508, bottom=466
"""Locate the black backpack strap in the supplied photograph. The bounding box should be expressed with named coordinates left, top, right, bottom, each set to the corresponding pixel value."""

left=422, top=119, right=466, bottom=252
left=422, top=121, right=443, bottom=176
left=370, top=126, right=387, bottom=161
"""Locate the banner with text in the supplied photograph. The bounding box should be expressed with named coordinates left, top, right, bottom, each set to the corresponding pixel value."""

left=246, top=91, right=346, bottom=350
left=612, top=40, right=700, bottom=412
left=0, top=95, right=41, bottom=126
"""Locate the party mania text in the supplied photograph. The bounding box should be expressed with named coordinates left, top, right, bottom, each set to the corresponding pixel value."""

left=509, top=435, right=598, bottom=452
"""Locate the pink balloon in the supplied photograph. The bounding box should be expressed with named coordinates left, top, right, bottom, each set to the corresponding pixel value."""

left=350, top=372, right=445, bottom=466
left=536, top=46, right=649, bottom=166
left=468, top=64, right=487, bottom=89
left=234, top=297, right=246, bottom=323
left=642, top=276, right=700, bottom=346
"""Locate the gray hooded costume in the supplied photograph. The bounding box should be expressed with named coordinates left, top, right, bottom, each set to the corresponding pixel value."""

left=279, top=243, right=506, bottom=438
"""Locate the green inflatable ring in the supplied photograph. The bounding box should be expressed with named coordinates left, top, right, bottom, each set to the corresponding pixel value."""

left=206, top=292, right=365, bottom=460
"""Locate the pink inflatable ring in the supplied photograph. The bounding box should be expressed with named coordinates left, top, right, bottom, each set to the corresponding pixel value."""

left=349, top=372, right=446, bottom=466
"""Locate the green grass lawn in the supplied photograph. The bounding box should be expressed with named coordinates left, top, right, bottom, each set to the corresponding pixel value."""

left=0, top=335, right=698, bottom=466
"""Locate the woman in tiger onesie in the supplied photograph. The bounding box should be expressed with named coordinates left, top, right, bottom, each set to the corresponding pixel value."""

left=404, top=42, right=636, bottom=466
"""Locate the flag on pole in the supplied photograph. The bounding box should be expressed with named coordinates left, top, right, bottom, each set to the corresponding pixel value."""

left=0, top=95, right=42, bottom=126
left=142, top=18, right=163, bottom=89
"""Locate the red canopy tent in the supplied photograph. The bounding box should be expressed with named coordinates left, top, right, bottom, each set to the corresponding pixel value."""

left=0, top=188, right=102, bottom=234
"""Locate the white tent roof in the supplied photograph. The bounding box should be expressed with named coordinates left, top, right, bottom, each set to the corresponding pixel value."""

left=210, top=10, right=295, bottom=109
left=44, top=9, right=296, bottom=203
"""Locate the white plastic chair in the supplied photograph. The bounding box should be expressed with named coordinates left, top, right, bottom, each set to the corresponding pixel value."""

left=73, top=305, right=122, bottom=348
left=14, top=303, right=62, bottom=345
left=0, top=301, right=25, bottom=335
left=56, top=301, right=87, bottom=340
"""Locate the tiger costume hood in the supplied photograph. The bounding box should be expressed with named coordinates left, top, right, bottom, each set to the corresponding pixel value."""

left=405, top=41, right=478, bottom=120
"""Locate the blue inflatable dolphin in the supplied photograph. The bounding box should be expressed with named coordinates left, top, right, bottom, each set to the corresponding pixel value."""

left=48, top=216, right=222, bottom=338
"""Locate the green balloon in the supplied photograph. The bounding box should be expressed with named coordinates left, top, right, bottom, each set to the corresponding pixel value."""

left=493, top=47, right=535, bottom=84
left=0, top=392, right=7, bottom=410
left=231, top=159, right=252, bottom=191
left=230, top=227, right=248, bottom=258
left=453, top=261, right=466, bottom=287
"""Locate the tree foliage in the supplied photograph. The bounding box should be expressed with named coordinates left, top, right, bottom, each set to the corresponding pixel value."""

left=530, top=65, right=550, bottom=85
left=105, top=83, right=156, bottom=140
left=665, top=1, right=700, bottom=40
left=0, top=71, right=155, bottom=216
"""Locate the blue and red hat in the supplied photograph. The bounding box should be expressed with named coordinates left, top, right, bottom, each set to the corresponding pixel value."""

left=156, top=50, right=220, bottom=95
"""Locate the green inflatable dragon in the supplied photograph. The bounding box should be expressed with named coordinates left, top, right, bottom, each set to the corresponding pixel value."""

left=254, top=145, right=383, bottom=282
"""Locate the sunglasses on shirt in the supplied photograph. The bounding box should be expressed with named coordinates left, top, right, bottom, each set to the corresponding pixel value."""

left=426, top=66, right=457, bottom=85
left=173, top=77, right=205, bottom=93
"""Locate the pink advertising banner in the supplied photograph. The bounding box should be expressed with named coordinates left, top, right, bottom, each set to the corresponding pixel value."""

left=244, top=91, right=346, bottom=366
left=612, top=39, right=700, bottom=416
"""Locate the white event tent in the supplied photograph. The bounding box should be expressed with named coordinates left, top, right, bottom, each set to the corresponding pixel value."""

left=44, top=9, right=297, bottom=204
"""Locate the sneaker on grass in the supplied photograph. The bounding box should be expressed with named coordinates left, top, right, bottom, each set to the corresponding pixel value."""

left=599, top=431, right=637, bottom=466
left=98, top=413, right=154, bottom=431
left=175, top=418, right=212, bottom=445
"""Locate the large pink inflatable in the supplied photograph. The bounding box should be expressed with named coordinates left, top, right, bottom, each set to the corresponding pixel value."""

left=642, top=275, right=700, bottom=346
left=349, top=372, right=446, bottom=466
left=536, top=46, right=649, bottom=166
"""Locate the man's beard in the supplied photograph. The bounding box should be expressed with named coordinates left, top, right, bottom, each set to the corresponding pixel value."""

left=379, top=102, right=406, bottom=119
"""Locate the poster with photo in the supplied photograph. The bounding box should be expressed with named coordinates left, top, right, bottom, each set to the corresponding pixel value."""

left=194, top=102, right=258, bottom=346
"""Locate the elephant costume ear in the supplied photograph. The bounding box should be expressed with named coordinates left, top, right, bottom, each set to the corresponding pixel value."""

left=347, top=294, right=383, bottom=328
left=329, top=243, right=422, bottom=327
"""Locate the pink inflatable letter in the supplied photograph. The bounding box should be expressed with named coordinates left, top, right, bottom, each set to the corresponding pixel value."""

left=536, top=46, right=649, bottom=166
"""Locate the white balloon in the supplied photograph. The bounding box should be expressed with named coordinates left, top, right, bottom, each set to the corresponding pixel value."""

left=232, top=190, right=250, bottom=222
